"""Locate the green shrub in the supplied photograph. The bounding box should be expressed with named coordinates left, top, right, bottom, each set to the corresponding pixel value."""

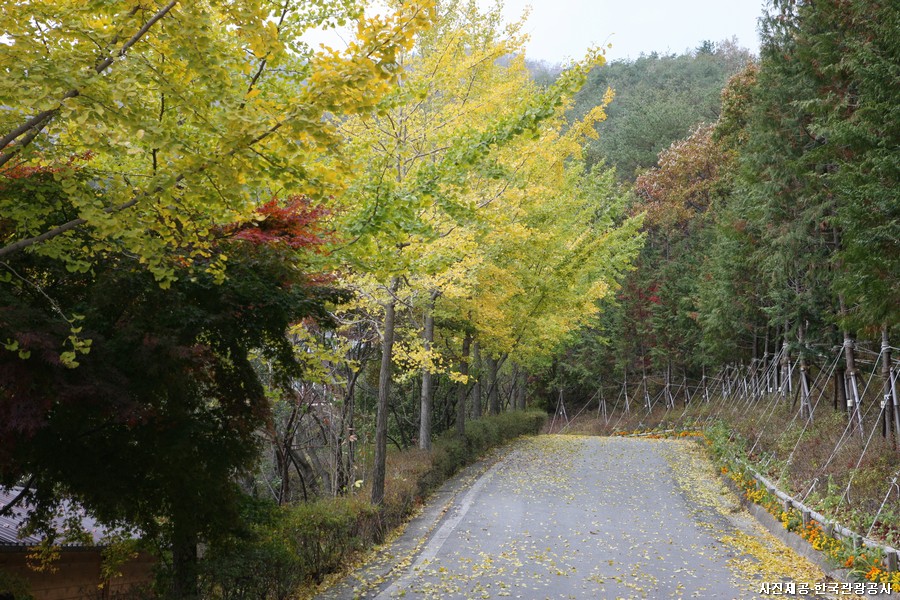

left=280, top=497, right=378, bottom=581
left=200, top=496, right=379, bottom=600
left=421, top=410, right=546, bottom=496
left=198, top=410, right=545, bottom=599
left=199, top=498, right=298, bottom=600
left=0, top=571, right=33, bottom=600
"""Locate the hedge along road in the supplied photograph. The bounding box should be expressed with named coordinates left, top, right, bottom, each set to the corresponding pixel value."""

left=318, top=435, right=829, bottom=599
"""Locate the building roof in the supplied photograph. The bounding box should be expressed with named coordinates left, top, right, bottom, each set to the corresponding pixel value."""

left=0, top=487, right=112, bottom=547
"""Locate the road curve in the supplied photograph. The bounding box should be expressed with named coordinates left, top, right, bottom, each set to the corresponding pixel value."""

left=319, top=435, right=829, bottom=599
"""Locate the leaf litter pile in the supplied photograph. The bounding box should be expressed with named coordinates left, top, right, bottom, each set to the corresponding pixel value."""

left=330, top=435, right=836, bottom=599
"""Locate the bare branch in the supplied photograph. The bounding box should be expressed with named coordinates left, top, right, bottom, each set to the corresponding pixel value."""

left=0, top=477, right=35, bottom=518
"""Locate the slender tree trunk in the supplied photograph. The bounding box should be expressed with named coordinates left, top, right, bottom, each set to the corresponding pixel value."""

left=290, top=446, right=322, bottom=500
left=835, top=365, right=846, bottom=412
left=270, top=431, right=288, bottom=505
left=419, top=291, right=438, bottom=450
left=798, top=323, right=812, bottom=420
left=498, top=353, right=510, bottom=410
left=456, top=334, right=471, bottom=437
left=280, top=437, right=291, bottom=503
left=832, top=228, right=863, bottom=435
left=472, top=341, right=482, bottom=419
left=780, top=332, right=791, bottom=398
left=881, top=327, right=898, bottom=448
left=643, top=374, right=651, bottom=412
left=702, top=365, right=709, bottom=403
left=838, top=294, right=863, bottom=436
left=773, top=324, right=782, bottom=392
left=391, top=400, right=411, bottom=449
left=665, top=360, right=674, bottom=409
left=516, top=368, right=527, bottom=410
left=488, top=355, right=500, bottom=415
left=889, top=328, right=900, bottom=450
left=508, top=362, right=518, bottom=411
left=751, top=328, right=760, bottom=400
left=266, top=407, right=296, bottom=504
left=372, top=279, right=399, bottom=507
left=843, top=331, right=863, bottom=436
left=338, top=367, right=360, bottom=496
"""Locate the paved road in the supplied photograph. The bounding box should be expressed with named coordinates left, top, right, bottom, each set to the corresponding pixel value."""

left=320, top=435, right=831, bottom=599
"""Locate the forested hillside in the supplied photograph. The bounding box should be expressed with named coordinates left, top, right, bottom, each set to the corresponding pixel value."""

left=548, top=4, right=899, bottom=577
left=549, top=0, right=898, bottom=406
left=571, top=39, right=753, bottom=180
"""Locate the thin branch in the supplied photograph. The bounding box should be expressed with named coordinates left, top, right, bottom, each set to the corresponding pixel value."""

left=0, top=197, right=140, bottom=258
left=0, top=105, right=294, bottom=258
left=1, top=261, right=74, bottom=325
left=0, top=1, right=178, bottom=168
left=239, top=0, right=290, bottom=109
left=0, top=476, right=36, bottom=518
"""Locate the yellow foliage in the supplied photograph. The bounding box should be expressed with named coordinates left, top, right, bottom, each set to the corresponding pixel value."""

left=0, top=0, right=436, bottom=281
left=313, top=1, right=639, bottom=379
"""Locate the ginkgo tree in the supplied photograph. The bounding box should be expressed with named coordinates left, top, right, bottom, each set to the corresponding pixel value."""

left=441, top=101, right=644, bottom=397
left=314, top=0, right=643, bottom=507
left=321, top=0, right=558, bottom=504
left=0, top=0, right=433, bottom=279
left=328, top=0, right=540, bottom=506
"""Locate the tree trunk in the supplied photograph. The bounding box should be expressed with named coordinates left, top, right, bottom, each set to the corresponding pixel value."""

left=338, top=366, right=361, bottom=496
left=279, top=437, right=291, bottom=503
left=372, top=279, right=399, bottom=507
left=751, top=328, right=760, bottom=399
left=839, top=302, right=863, bottom=436
left=702, top=365, right=709, bottom=403
left=472, top=341, right=482, bottom=419
left=843, top=332, right=863, bottom=436
left=456, top=334, right=471, bottom=437
left=516, top=367, right=527, bottom=411
left=881, top=327, right=898, bottom=448
left=391, top=400, right=411, bottom=449
left=664, top=360, right=674, bottom=409
left=796, top=322, right=811, bottom=419
left=835, top=365, right=846, bottom=412
left=419, top=291, right=438, bottom=450
left=488, top=355, right=500, bottom=415
left=171, top=517, right=198, bottom=600
left=773, top=324, right=782, bottom=392
left=780, top=334, right=791, bottom=398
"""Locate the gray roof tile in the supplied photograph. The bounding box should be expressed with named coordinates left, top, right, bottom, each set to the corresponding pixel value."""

left=0, top=487, right=111, bottom=547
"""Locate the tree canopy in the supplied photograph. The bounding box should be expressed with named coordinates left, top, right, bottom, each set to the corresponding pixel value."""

left=0, top=0, right=433, bottom=280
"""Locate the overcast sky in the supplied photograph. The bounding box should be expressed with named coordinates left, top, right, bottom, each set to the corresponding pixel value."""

left=305, top=0, right=766, bottom=64
left=488, top=0, right=765, bottom=63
